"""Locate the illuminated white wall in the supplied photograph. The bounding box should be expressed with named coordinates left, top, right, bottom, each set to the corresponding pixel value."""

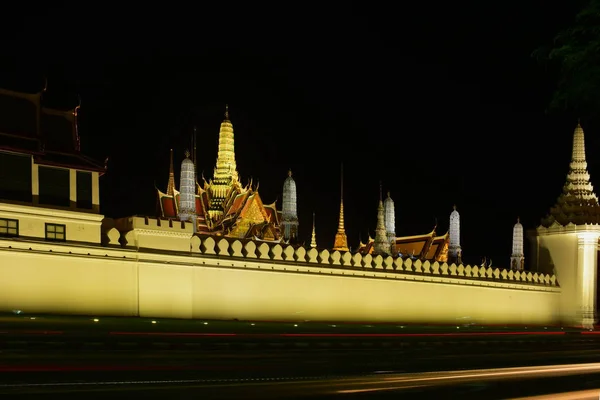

left=534, top=224, right=600, bottom=328
left=0, top=233, right=562, bottom=325
left=0, top=247, right=137, bottom=316
left=0, top=202, right=103, bottom=243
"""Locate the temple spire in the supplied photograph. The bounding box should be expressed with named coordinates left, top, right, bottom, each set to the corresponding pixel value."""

left=511, top=217, right=524, bottom=271
left=384, top=189, right=396, bottom=254
left=167, top=149, right=176, bottom=196
left=374, top=181, right=390, bottom=256
left=542, top=121, right=600, bottom=227
left=333, top=162, right=349, bottom=251
left=449, top=205, right=462, bottom=264
left=310, top=212, right=317, bottom=248
left=208, top=104, right=239, bottom=218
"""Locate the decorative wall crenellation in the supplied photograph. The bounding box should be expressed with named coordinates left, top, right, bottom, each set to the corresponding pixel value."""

left=103, top=221, right=559, bottom=287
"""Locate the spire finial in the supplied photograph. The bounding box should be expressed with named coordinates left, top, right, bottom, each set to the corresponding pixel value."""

left=288, top=169, right=292, bottom=177
left=379, top=181, right=383, bottom=201
left=453, top=204, right=457, bottom=211
left=517, top=216, right=520, bottom=224
left=387, top=191, right=391, bottom=198
left=185, top=149, right=190, bottom=158
left=166, top=149, right=176, bottom=196
left=225, top=104, right=229, bottom=119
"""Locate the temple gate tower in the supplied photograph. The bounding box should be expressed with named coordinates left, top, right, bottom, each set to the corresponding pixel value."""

left=511, top=217, right=525, bottom=271
left=449, top=205, right=462, bottom=264
left=531, top=121, right=600, bottom=329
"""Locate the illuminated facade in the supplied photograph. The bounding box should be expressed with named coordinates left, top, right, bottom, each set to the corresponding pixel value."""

left=0, top=82, right=593, bottom=328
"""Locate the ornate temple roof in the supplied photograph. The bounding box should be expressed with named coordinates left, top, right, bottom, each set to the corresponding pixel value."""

left=358, top=227, right=449, bottom=262
left=156, top=106, right=282, bottom=242
left=541, top=122, right=600, bottom=227
left=0, top=85, right=105, bottom=173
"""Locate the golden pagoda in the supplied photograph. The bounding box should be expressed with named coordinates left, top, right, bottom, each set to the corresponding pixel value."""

left=332, top=163, right=349, bottom=251
left=156, top=105, right=282, bottom=241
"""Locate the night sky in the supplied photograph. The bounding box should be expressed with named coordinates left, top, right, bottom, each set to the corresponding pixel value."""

left=0, top=2, right=594, bottom=266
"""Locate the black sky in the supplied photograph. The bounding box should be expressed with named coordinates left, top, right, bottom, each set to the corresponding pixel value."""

left=0, top=2, right=593, bottom=266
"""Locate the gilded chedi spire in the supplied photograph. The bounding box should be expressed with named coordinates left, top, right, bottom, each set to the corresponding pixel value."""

left=333, top=163, right=349, bottom=251
left=541, top=121, right=600, bottom=227
left=374, top=183, right=391, bottom=256
left=167, top=148, right=176, bottom=196
left=208, top=104, right=239, bottom=218
left=282, top=169, right=299, bottom=242
left=310, top=212, right=317, bottom=248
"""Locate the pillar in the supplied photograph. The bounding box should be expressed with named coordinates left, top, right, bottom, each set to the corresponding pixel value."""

left=577, top=232, right=600, bottom=329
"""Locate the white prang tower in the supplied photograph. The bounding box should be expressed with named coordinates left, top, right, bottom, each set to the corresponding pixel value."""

left=449, top=205, right=462, bottom=264
left=384, top=191, right=396, bottom=254
left=282, top=169, right=299, bottom=242
left=178, top=150, right=196, bottom=230
left=511, top=217, right=524, bottom=271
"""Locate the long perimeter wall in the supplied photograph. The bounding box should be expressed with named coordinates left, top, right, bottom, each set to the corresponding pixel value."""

left=0, top=226, right=562, bottom=325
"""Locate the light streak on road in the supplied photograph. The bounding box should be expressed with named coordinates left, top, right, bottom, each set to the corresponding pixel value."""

left=336, top=362, right=600, bottom=394
left=510, top=389, right=600, bottom=399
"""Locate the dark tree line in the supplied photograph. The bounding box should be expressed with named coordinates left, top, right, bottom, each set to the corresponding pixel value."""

left=534, top=0, right=600, bottom=117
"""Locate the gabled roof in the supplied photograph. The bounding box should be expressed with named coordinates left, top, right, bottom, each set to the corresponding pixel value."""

left=0, top=85, right=105, bottom=174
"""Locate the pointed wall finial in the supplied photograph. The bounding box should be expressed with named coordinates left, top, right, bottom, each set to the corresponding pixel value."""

left=310, top=211, right=317, bottom=248
left=166, top=149, right=176, bottom=196
left=225, top=104, right=229, bottom=119
left=387, top=191, right=391, bottom=198
left=43, top=76, right=48, bottom=93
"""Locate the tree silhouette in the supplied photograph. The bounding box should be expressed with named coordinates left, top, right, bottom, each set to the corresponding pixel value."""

left=533, top=0, right=600, bottom=116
